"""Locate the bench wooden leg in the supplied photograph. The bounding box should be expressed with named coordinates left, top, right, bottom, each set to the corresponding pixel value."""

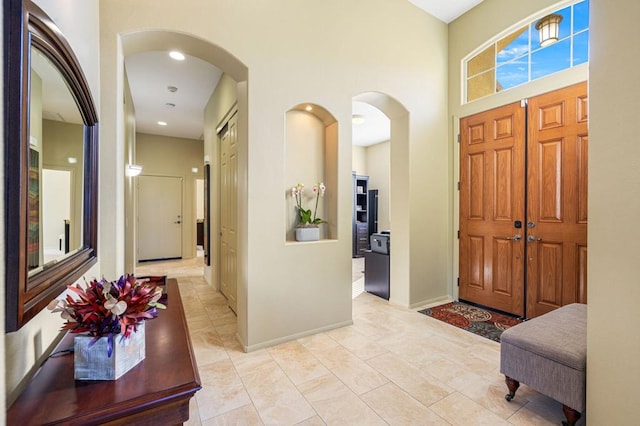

left=562, top=404, right=581, bottom=426
left=504, top=376, right=519, bottom=401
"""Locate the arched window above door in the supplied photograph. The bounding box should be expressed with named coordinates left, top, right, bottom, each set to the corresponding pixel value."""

left=464, top=0, right=589, bottom=103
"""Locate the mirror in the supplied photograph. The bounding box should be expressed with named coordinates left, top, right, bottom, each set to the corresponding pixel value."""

left=28, top=47, right=84, bottom=276
left=5, top=1, right=99, bottom=331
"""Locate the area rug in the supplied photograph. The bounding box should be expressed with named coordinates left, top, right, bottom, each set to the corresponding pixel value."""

left=418, top=301, right=522, bottom=342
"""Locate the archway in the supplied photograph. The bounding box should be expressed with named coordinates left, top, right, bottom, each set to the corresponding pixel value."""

left=352, top=92, right=411, bottom=306
left=118, top=30, right=249, bottom=341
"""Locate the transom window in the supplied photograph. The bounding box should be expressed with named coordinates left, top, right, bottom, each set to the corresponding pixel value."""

left=465, top=0, right=589, bottom=103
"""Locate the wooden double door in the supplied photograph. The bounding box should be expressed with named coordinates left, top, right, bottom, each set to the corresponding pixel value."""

left=459, top=82, right=588, bottom=318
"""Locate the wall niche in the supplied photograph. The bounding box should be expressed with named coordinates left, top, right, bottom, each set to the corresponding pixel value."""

left=285, top=103, right=338, bottom=242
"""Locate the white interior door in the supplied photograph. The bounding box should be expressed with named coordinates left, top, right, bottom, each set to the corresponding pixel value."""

left=219, top=112, right=238, bottom=313
left=138, top=175, right=183, bottom=261
left=42, top=168, right=71, bottom=262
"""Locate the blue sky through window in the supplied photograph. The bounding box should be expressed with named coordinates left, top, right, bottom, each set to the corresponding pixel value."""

left=466, top=0, right=589, bottom=102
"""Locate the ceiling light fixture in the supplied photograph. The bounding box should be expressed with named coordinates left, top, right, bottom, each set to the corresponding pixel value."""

left=535, top=13, right=563, bottom=47
left=169, top=51, right=185, bottom=61
left=352, top=114, right=366, bottom=125
left=126, top=164, right=143, bottom=177
left=158, top=121, right=167, bottom=126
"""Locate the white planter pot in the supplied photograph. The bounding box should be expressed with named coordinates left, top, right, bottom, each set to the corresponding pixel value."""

left=74, top=322, right=146, bottom=380
left=295, top=226, right=320, bottom=241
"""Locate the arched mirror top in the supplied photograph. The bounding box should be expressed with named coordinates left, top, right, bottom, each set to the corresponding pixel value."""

left=5, top=0, right=99, bottom=331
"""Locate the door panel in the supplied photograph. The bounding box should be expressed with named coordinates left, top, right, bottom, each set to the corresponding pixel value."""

left=460, top=83, right=587, bottom=319
left=526, top=82, right=588, bottom=318
left=219, top=112, right=238, bottom=314
left=138, top=175, right=182, bottom=261
left=459, top=102, right=526, bottom=316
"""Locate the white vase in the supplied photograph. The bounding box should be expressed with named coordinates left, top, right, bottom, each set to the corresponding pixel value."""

left=295, top=226, right=320, bottom=241
left=73, top=322, right=146, bottom=380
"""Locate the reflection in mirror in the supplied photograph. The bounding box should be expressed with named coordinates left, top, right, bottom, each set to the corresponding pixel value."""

left=28, top=47, right=84, bottom=276
left=5, top=0, right=98, bottom=331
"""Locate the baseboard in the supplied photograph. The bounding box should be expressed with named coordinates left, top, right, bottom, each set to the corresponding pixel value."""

left=408, top=295, right=452, bottom=310
left=242, top=319, right=354, bottom=353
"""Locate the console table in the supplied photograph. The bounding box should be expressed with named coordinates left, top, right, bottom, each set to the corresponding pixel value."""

left=7, top=278, right=201, bottom=425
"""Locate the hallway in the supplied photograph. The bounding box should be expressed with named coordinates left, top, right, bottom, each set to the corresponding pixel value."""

left=136, top=259, right=580, bottom=425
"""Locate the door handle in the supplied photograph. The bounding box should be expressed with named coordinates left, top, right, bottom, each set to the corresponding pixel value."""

left=527, top=235, right=542, bottom=242
left=498, top=235, right=521, bottom=241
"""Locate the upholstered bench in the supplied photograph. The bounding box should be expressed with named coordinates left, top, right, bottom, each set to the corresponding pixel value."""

left=500, top=303, right=586, bottom=426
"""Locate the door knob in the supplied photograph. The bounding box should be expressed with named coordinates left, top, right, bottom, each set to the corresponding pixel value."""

left=527, top=235, right=542, bottom=242
left=174, top=220, right=181, bottom=224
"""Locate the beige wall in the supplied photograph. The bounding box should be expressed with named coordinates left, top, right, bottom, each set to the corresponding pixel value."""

left=4, top=0, right=101, bottom=409
left=203, top=73, right=238, bottom=290
left=588, top=0, right=640, bottom=422
left=135, top=133, right=204, bottom=261
left=351, top=145, right=367, bottom=175
left=123, top=71, right=137, bottom=272
left=367, top=141, right=391, bottom=231
left=285, top=111, right=330, bottom=241
left=42, top=119, right=84, bottom=250
left=100, top=0, right=449, bottom=350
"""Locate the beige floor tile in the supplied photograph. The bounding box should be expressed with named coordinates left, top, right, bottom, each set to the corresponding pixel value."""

left=506, top=393, right=586, bottom=426
left=190, top=329, right=230, bottom=367
left=431, top=392, right=511, bottom=426
left=325, top=326, right=389, bottom=361
left=297, top=332, right=341, bottom=352
left=135, top=258, right=575, bottom=426
left=361, top=382, right=451, bottom=425
left=308, top=343, right=389, bottom=395
left=295, top=415, right=327, bottom=425
left=268, top=340, right=330, bottom=386
left=202, top=404, right=264, bottom=426
left=241, top=364, right=316, bottom=425
left=366, top=352, right=453, bottom=406
left=298, top=374, right=386, bottom=425
left=196, top=360, right=252, bottom=421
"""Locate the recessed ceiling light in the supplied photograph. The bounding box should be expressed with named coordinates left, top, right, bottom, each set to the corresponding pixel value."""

left=352, top=114, right=365, bottom=125
left=157, top=121, right=167, bottom=126
left=169, top=51, right=185, bottom=61
left=167, top=86, right=178, bottom=93
left=305, top=105, right=313, bottom=112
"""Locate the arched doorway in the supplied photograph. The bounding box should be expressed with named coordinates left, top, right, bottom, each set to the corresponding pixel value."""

left=352, top=92, right=410, bottom=306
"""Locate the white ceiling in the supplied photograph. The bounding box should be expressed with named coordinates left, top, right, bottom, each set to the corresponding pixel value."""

left=123, top=0, right=483, bottom=145
left=407, top=0, right=484, bottom=23
left=124, top=51, right=222, bottom=140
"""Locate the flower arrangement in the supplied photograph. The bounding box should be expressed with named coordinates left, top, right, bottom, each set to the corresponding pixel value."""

left=48, top=274, right=165, bottom=356
left=291, top=182, right=328, bottom=227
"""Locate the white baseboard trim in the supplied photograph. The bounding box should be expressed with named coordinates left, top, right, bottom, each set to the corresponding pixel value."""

left=242, top=319, right=354, bottom=353
left=409, top=295, right=452, bottom=310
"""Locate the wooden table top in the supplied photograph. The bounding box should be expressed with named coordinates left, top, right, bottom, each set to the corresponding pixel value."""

left=7, top=278, right=201, bottom=425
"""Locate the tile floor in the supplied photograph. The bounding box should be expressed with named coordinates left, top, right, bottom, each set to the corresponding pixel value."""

left=136, top=256, right=583, bottom=425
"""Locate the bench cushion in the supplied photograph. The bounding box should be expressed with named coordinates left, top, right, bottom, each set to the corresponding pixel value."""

left=500, top=303, right=587, bottom=412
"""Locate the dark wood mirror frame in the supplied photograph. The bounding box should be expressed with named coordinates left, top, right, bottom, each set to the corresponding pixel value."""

left=4, top=0, right=99, bottom=331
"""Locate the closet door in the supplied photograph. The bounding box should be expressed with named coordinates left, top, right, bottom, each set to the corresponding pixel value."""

left=526, top=82, right=588, bottom=318
left=459, top=102, right=526, bottom=316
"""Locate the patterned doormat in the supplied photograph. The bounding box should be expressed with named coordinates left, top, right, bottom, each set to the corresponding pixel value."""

left=418, top=301, right=522, bottom=342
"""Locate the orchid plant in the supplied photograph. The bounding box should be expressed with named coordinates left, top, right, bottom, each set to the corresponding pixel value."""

left=291, top=182, right=328, bottom=227
left=48, top=274, right=166, bottom=357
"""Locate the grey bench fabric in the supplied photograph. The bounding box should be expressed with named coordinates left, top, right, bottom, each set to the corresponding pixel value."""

left=500, top=303, right=587, bottom=413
